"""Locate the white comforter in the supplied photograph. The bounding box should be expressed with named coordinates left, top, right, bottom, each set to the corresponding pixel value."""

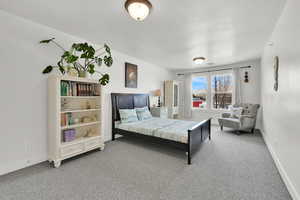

left=115, top=117, right=200, bottom=144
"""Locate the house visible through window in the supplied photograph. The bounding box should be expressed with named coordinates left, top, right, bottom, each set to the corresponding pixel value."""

left=192, top=76, right=208, bottom=109
left=211, top=73, right=233, bottom=110
left=192, top=71, right=234, bottom=110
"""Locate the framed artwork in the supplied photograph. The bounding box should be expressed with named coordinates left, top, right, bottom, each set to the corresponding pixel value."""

left=125, top=62, right=138, bottom=88
left=273, top=56, right=279, bottom=91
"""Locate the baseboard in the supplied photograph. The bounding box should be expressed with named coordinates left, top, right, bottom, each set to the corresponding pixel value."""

left=0, top=158, right=45, bottom=176
left=261, top=130, right=300, bottom=200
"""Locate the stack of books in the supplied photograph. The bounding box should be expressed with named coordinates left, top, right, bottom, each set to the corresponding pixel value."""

left=61, top=81, right=99, bottom=96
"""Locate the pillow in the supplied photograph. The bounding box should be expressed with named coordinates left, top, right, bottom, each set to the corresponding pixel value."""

left=119, top=109, right=138, bottom=123
left=135, top=107, right=152, bottom=120
left=228, top=105, right=243, bottom=118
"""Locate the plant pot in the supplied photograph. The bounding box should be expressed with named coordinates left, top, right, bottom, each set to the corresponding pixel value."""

left=78, top=71, right=87, bottom=78
left=67, top=67, right=79, bottom=77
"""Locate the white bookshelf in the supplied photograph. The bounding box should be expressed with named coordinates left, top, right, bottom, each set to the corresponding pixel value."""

left=48, top=75, right=104, bottom=168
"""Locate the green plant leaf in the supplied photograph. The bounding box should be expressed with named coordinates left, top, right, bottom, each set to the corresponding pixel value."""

left=57, top=61, right=65, bottom=75
left=57, top=61, right=62, bottom=67
left=87, top=64, right=95, bottom=74
left=99, top=74, right=109, bottom=85
left=104, top=44, right=111, bottom=54
left=59, top=66, right=65, bottom=75
left=41, top=39, right=113, bottom=86
left=104, top=55, right=113, bottom=67
left=62, top=51, right=69, bottom=57
left=42, top=65, right=53, bottom=74
left=39, top=38, right=55, bottom=44
left=62, top=51, right=78, bottom=63
left=95, top=57, right=102, bottom=66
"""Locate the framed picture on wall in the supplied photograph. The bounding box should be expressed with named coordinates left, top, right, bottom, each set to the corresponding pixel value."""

left=125, top=62, right=138, bottom=88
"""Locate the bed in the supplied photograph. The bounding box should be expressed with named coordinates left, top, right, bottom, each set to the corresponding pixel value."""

left=111, top=93, right=211, bottom=165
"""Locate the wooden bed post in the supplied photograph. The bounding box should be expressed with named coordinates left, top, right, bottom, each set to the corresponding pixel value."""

left=111, top=94, right=116, bottom=141
left=209, top=119, right=211, bottom=140
left=187, top=130, right=191, bottom=165
left=111, top=112, right=116, bottom=141
left=112, top=131, right=115, bottom=141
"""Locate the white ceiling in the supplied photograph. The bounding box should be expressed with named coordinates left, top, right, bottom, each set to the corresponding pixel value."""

left=0, top=0, right=286, bottom=70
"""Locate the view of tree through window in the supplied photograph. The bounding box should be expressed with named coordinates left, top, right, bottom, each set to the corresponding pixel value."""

left=192, top=76, right=208, bottom=109
left=211, top=74, right=233, bottom=109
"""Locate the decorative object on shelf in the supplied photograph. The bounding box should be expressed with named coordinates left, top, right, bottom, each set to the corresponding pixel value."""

left=73, top=118, right=80, bottom=124
left=40, top=38, right=113, bottom=85
left=86, top=101, right=91, bottom=109
left=125, top=0, right=152, bottom=21
left=82, top=115, right=97, bottom=123
left=125, top=62, right=138, bottom=88
left=85, top=128, right=96, bottom=137
left=63, top=129, right=76, bottom=142
left=244, top=71, right=249, bottom=83
left=78, top=71, right=87, bottom=78
left=273, top=56, right=279, bottom=91
left=91, top=115, right=98, bottom=122
left=66, top=67, right=78, bottom=77
left=153, top=89, right=161, bottom=107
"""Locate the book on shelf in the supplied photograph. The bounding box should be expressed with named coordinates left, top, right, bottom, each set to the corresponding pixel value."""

left=61, top=113, right=73, bottom=127
left=60, top=81, right=99, bottom=96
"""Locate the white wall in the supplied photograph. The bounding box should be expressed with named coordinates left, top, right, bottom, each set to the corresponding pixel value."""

left=261, top=0, right=300, bottom=199
left=175, top=59, right=261, bottom=126
left=0, top=10, right=172, bottom=175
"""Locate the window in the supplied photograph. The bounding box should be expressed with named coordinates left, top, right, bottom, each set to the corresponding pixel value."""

left=192, top=76, right=208, bottom=109
left=191, top=71, right=234, bottom=110
left=211, top=73, right=233, bottom=110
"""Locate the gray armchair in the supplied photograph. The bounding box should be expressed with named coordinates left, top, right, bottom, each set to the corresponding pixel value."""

left=218, top=103, right=260, bottom=134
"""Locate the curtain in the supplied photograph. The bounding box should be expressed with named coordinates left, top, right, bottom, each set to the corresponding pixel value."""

left=233, top=67, right=242, bottom=105
left=184, top=73, right=193, bottom=118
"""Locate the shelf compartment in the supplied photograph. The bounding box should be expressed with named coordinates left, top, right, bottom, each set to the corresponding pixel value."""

left=61, top=121, right=100, bottom=130
left=61, top=109, right=100, bottom=114
left=61, top=96, right=100, bottom=99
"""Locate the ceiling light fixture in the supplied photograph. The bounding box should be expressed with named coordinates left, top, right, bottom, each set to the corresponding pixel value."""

left=125, top=0, right=152, bottom=21
left=193, top=57, right=206, bottom=65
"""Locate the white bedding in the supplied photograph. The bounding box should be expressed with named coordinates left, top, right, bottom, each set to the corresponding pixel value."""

left=115, top=117, right=200, bottom=144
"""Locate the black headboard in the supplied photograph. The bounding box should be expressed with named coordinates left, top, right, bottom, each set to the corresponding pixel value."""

left=111, top=93, right=150, bottom=123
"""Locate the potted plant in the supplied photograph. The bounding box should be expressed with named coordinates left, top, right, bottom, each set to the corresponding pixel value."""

left=40, top=38, right=113, bottom=85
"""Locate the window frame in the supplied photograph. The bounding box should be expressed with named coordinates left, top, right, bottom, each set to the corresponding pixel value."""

left=191, top=70, right=235, bottom=111
left=210, top=72, right=234, bottom=111
left=191, top=73, right=209, bottom=110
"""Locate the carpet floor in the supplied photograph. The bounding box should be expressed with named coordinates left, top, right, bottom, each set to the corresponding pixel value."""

left=0, top=127, right=291, bottom=200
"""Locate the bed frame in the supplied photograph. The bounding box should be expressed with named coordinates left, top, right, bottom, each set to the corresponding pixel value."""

left=111, top=93, right=211, bottom=165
